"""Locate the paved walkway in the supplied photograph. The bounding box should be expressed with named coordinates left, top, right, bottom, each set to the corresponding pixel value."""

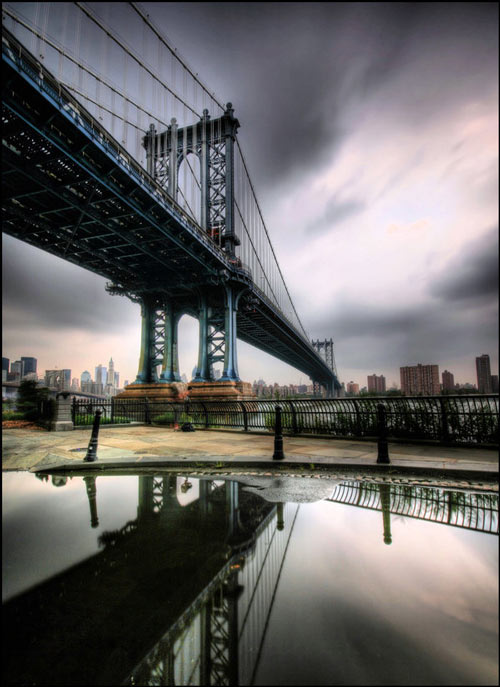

left=2, top=426, right=498, bottom=483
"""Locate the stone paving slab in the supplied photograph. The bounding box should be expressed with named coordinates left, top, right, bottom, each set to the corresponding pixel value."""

left=2, top=427, right=498, bottom=481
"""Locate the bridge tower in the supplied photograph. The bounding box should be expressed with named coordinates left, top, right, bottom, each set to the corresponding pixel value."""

left=115, top=104, right=254, bottom=401
left=311, top=339, right=340, bottom=398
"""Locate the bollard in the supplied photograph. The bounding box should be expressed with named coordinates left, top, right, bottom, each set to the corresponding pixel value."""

left=84, top=409, right=102, bottom=462
left=273, top=405, right=285, bottom=460
left=376, top=403, right=390, bottom=464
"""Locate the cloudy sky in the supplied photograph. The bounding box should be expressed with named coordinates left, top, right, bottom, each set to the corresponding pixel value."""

left=2, top=2, right=498, bottom=388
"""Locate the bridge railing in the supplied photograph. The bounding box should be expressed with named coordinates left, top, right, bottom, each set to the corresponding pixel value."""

left=71, top=395, right=499, bottom=446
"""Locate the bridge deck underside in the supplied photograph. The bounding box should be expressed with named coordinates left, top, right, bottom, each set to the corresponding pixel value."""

left=2, top=38, right=336, bottom=386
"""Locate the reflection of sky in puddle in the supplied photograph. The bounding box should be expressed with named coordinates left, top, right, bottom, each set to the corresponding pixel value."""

left=255, top=501, right=498, bottom=686
left=2, top=472, right=138, bottom=601
left=2, top=471, right=498, bottom=685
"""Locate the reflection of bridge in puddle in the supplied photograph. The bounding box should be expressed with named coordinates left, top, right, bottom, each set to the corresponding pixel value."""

left=6, top=474, right=498, bottom=685
left=125, top=477, right=298, bottom=686
left=4, top=474, right=299, bottom=686
left=327, top=482, right=499, bottom=544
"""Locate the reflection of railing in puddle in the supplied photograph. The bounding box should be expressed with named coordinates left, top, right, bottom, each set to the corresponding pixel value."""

left=328, top=482, right=498, bottom=535
left=8, top=473, right=299, bottom=686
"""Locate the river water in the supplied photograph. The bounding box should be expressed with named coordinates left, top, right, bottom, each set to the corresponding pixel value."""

left=2, top=470, right=498, bottom=686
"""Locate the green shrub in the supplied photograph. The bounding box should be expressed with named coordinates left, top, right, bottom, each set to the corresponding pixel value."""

left=2, top=411, right=26, bottom=421
left=153, top=411, right=193, bottom=425
left=74, top=414, right=131, bottom=426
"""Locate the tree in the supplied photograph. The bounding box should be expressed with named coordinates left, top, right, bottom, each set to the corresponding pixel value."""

left=17, top=380, right=50, bottom=421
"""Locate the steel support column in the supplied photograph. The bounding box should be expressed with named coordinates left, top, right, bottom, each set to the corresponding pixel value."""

left=159, top=301, right=181, bottom=382
left=223, top=104, right=236, bottom=256
left=135, top=297, right=159, bottom=384
left=168, top=118, right=178, bottom=199
left=200, top=110, right=210, bottom=231
left=193, top=296, right=210, bottom=382
left=220, top=285, right=240, bottom=382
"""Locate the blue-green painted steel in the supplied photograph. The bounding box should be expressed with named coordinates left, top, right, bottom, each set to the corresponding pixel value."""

left=135, top=299, right=158, bottom=384
left=220, top=286, right=240, bottom=381
left=2, top=28, right=341, bottom=394
left=193, top=297, right=210, bottom=382
left=160, top=302, right=181, bottom=383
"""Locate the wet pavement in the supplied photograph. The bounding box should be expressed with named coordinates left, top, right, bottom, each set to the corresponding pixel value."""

left=2, top=425, right=498, bottom=487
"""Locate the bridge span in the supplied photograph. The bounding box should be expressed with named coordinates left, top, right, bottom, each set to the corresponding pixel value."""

left=2, top=7, right=341, bottom=396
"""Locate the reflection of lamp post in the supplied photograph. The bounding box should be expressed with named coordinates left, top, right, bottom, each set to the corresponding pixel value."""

left=378, top=483, right=392, bottom=545
left=84, top=476, right=99, bottom=528
left=276, top=502, right=284, bottom=531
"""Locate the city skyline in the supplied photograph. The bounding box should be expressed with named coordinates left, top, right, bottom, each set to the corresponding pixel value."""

left=2, top=2, right=498, bottom=388
left=3, top=349, right=496, bottom=394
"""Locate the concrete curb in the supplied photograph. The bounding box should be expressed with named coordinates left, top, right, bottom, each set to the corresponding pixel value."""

left=30, top=457, right=499, bottom=485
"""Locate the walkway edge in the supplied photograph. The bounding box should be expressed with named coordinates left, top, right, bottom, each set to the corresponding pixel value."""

left=29, top=458, right=499, bottom=485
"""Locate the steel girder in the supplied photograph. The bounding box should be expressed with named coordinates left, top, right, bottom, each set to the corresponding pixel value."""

left=2, top=28, right=339, bottom=390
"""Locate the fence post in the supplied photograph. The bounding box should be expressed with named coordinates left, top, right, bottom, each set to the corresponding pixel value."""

left=144, top=399, right=151, bottom=425
left=439, top=397, right=450, bottom=444
left=376, top=403, right=390, bottom=464
left=110, top=397, right=115, bottom=424
left=84, top=409, right=101, bottom=462
left=239, top=401, right=248, bottom=431
left=71, top=396, right=77, bottom=424
left=273, top=405, right=285, bottom=460
left=288, top=400, right=298, bottom=434
left=200, top=401, right=209, bottom=428
left=352, top=399, right=361, bottom=437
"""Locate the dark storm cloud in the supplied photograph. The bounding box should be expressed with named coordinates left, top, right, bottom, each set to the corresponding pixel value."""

left=307, top=193, right=366, bottom=235
left=429, top=227, right=499, bottom=302
left=307, top=296, right=498, bottom=373
left=2, top=236, right=136, bottom=332
left=153, top=2, right=498, bottom=190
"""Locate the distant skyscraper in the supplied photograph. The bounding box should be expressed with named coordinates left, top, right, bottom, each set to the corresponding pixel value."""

left=441, top=370, right=455, bottom=391
left=400, top=364, right=440, bottom=395
left=114, top=372, right=119, bottom=388
left=346, top=381, right=359, bottom=394
left=10, top=360, right=23, bottom=380
left=71, top=378, right=80, bottom=391
left=81, top=370, right=91, bottom=384
left=476, top=354, right=492, bottom=393
left=95, top=365, right=107, bottom=387
left=21, top=357, right=37, bottom=376
left=123, top=380, right=129, bottom=388
left=108, top=358, right=115, bottom=388
left=2, top=358, right=9, bottom=383
left=367, top=374, right=386, bottom=393
left=491, top=375, right=499, bottom=393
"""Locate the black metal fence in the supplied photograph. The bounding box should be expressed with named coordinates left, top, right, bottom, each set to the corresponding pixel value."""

left=71, top=395, right=499, bottom=446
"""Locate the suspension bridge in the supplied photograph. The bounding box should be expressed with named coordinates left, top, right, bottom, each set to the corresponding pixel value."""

left=2, top=2, right=341, bottom=398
